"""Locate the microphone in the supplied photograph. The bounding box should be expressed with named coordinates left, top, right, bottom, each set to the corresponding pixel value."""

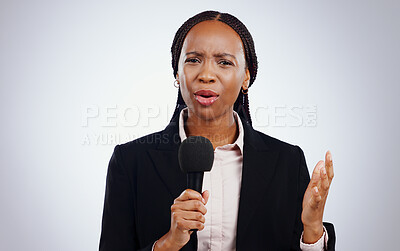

left=178, top=136, right=214, bottom=194
left=178, top=136, right=214, bottom=233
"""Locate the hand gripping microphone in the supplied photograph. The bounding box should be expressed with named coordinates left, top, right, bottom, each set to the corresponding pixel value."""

left=178, top=136, right=214, bottom=233
left=178, top=136, right=214, bottom=193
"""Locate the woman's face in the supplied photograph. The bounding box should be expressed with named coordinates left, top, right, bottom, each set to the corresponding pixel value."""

left=176, top=20, right=250, bottom=122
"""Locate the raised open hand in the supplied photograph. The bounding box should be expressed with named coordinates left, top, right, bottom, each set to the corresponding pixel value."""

left=301, top=151, right=334, bottom=243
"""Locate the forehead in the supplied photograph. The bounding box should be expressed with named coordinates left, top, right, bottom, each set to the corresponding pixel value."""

left=182, top=20, right=244, bottom=55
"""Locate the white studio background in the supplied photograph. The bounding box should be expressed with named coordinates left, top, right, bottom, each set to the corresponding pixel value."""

left=1, top=0, right=399, bottom=250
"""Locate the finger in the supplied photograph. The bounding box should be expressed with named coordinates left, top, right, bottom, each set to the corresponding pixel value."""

left=309, top=186, right=323, bottom=209
left=175, top=217, right=205, bottom=232
left=171, top=200, right=207, bottom=215
left=319, top=166, right=330, bottom=197
left=325, top=150, right=334, bottom=182
left=202, top=190, right=210, bottom=205
left=184, top=219, right=205, bottom=231
left=309, top=160, right=324, bottom=188
left=175, top=189, right=205, bottom=204
left=181, top=211, right=206, bottom=223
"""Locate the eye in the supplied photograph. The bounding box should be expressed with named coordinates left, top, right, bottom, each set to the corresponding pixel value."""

left=219, top=60, right=233, bottom=66
left=185, top=58, right=200, bottom=63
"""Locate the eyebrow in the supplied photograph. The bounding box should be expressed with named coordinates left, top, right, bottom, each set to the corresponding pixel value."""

left=185, top=51, right=237, bottom=60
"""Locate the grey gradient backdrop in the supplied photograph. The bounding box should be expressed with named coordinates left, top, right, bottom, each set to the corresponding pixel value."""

left=1, top=0, right=399, bottom=250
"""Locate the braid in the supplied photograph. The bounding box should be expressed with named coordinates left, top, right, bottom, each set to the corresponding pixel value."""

left=233, top=90, right=252, bottom=126
left=170, top=10, right=258, bottom=126
left=170, top=88, right=186, bottom=122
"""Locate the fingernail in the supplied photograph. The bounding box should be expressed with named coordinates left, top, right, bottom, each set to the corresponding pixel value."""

left=314, top=187, right=319, bottom=193
left=202, top=198, right=206, bottom=204
left=322, top=167, right=326, bottom=175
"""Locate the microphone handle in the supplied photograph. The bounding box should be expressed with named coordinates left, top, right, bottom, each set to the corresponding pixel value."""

left=187, top=172, right=204, bottom=193
left=187, top=172, right=204, bottom=233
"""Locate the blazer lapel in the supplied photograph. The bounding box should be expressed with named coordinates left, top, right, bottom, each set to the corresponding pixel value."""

left=146, top=113, right=198, bottom=251
left=236, top=121, right=280, bottom=247
left=147, top=115, right=187, bottom=201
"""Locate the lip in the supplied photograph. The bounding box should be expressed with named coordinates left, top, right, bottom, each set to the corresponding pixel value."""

left=194, top=89, right=219, bottom=106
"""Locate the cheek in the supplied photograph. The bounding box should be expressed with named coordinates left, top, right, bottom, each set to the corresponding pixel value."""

left=180, top=82, right=189, bottom=97
left=220, top=72, right=244, bottom=99
left=181, top=66, right=196, bottom=83
left=179, top=67, right=202, bottom=98
left=222, top=87, right=241, bottom=106
left=178, top=68, right=191, bottom=91
left=179, top=82, right=194, bottom=106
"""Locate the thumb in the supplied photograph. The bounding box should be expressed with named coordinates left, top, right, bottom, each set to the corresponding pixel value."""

left=202, top=190, right=210, bottom=205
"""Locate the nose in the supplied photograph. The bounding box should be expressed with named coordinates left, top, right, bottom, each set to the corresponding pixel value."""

left=198, top=60, right=216, bottom=84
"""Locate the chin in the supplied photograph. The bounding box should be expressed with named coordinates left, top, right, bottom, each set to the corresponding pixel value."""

left=190, top=104, right=230, bottom=122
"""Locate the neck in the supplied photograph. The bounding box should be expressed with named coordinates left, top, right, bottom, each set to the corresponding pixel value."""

left=184, top=108, right=239, bottom=149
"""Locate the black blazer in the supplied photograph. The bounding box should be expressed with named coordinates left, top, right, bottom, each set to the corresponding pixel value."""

left=99, top=113, right=335, bottom=251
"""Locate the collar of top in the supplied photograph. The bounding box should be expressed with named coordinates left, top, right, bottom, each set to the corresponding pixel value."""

left=178, top=107, right=244, bottom=154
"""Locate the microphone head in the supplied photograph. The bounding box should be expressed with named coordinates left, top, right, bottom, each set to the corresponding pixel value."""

left=178, top=136, right=214, bottom=173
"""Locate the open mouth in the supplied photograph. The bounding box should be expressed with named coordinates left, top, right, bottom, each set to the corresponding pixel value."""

left=194, top=90, right=219, bottom=106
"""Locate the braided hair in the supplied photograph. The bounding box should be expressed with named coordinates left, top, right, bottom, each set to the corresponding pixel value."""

left=170, top=10, right=258, bottom=126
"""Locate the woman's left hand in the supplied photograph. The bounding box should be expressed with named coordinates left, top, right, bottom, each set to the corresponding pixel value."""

left=301, top=150, right=334, bottom=244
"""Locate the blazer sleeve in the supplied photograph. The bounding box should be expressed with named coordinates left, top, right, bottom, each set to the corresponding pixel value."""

left=99, top=145, right=153, bottom=251
left=291, top=146, right=336, bottom=251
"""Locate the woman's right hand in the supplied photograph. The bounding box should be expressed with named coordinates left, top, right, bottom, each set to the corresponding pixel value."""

left=155, top=189, right=209, bottom=251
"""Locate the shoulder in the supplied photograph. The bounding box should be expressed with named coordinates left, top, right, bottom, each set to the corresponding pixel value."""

left=248, top=128, right=310, bottom=183
left=252, top=127, right=303, bottom=153
left=248, top=127, right=306, bottom=165
left=113, top=130, right=170, bottom=156
left=108, top=116, right=180, bottom=170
